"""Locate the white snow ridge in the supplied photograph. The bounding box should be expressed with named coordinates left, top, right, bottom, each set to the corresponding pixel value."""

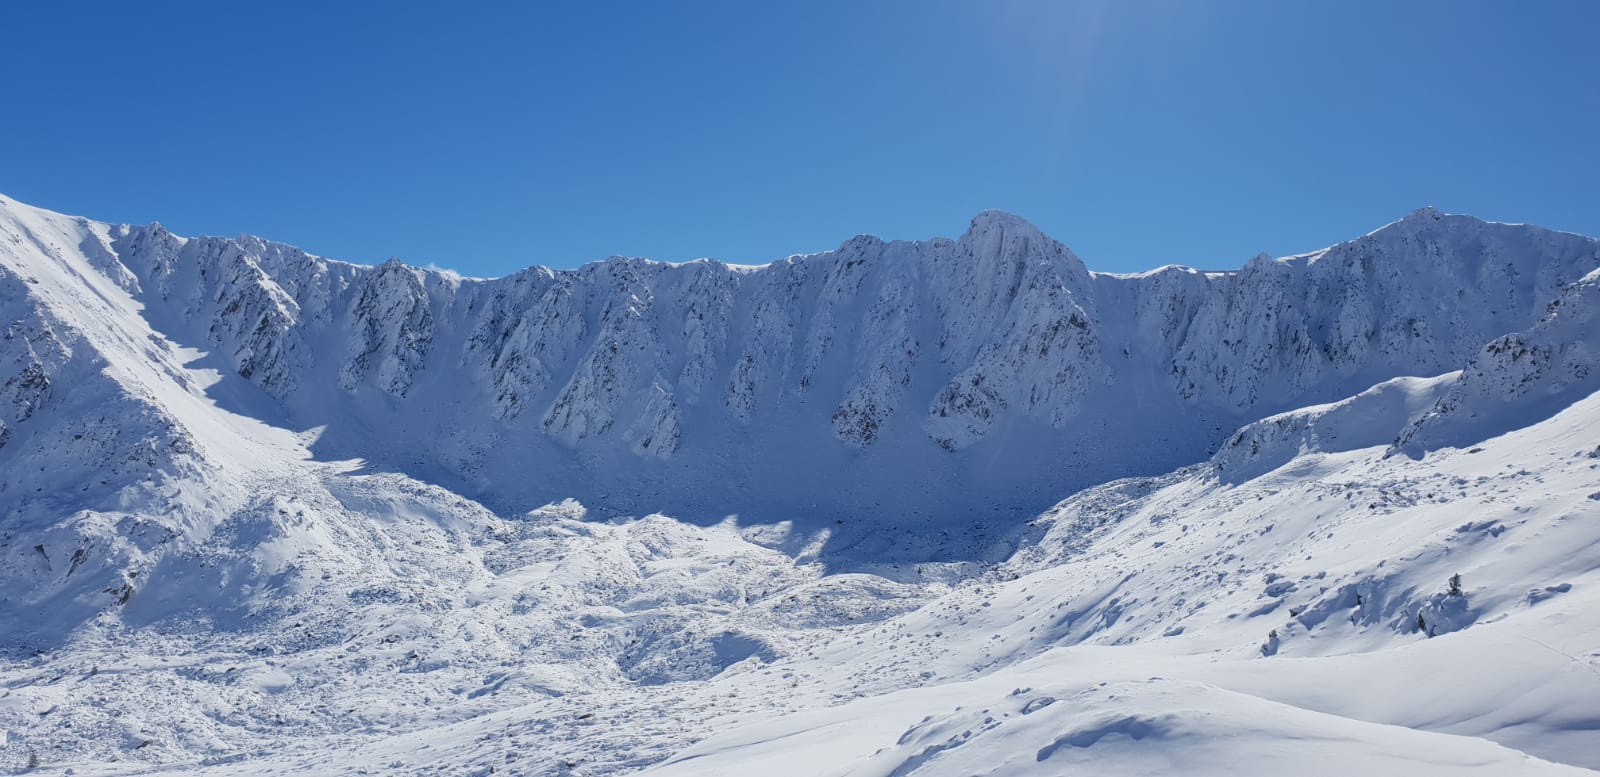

left=1, top=192, right=1599, bottom=776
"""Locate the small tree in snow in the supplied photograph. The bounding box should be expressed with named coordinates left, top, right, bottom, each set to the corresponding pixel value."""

left=1448, top=573, right=1464, bottom=597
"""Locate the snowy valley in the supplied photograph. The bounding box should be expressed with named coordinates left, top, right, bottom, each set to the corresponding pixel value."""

left=1, top=192, right=1598, bottom=775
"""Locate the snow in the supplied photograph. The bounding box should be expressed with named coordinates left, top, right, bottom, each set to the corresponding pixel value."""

left=9, top=195, right=1592, bottom=563
left=0, top=190, right=1598, bottom=775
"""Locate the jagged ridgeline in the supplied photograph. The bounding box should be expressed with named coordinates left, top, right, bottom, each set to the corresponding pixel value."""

left=3, top=195, right=1598, bottom=559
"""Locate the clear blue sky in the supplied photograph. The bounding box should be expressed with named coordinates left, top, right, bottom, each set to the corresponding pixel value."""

left=4, top=1, right=1597, bottom=275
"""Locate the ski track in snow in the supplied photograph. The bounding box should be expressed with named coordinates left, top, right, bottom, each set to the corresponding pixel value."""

left=0, top=193, right=1598, bottom=775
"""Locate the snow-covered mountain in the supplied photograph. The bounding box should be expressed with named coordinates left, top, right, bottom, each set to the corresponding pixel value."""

left=1, top=192, right=1598, bottom=776
left=6, top=194, right=1596, bottom=562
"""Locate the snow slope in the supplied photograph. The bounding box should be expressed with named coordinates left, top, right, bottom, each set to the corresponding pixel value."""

left=650, top=383, right=1600, bottom=776
left=0, top=192, right=1598, bottom=775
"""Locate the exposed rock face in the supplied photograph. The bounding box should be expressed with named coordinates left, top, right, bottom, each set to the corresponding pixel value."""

left=341, top=259, right=435, bottom=397
left=110, top=224, right=323, bottom=398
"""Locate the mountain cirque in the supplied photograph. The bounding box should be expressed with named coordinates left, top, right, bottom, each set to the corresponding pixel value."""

left=1, top=194, right=1598, bottom=775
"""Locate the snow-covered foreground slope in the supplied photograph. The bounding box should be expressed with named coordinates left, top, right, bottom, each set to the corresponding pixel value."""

left=649, top=386, right=1600, bottom=776
left=0, top=192, right=1598, bottom=775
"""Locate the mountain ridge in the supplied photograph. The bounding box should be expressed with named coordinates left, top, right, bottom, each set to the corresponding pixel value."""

left=2, top=192, right=1597, bottom=561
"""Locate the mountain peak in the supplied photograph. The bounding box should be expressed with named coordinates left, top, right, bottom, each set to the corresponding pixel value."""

left=958, top=209, right=1061, bottom=254
left=954, top=209, right=1089, bottom=283
left=1359, top=206, right=1465, bottom=242
left=1244, top=251, right=1277, bottom=269
left=966, top=209, right=1042, bottom=235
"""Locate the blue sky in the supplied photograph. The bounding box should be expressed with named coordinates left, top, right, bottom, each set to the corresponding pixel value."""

left=4, top=1, right=1597, bottom=275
